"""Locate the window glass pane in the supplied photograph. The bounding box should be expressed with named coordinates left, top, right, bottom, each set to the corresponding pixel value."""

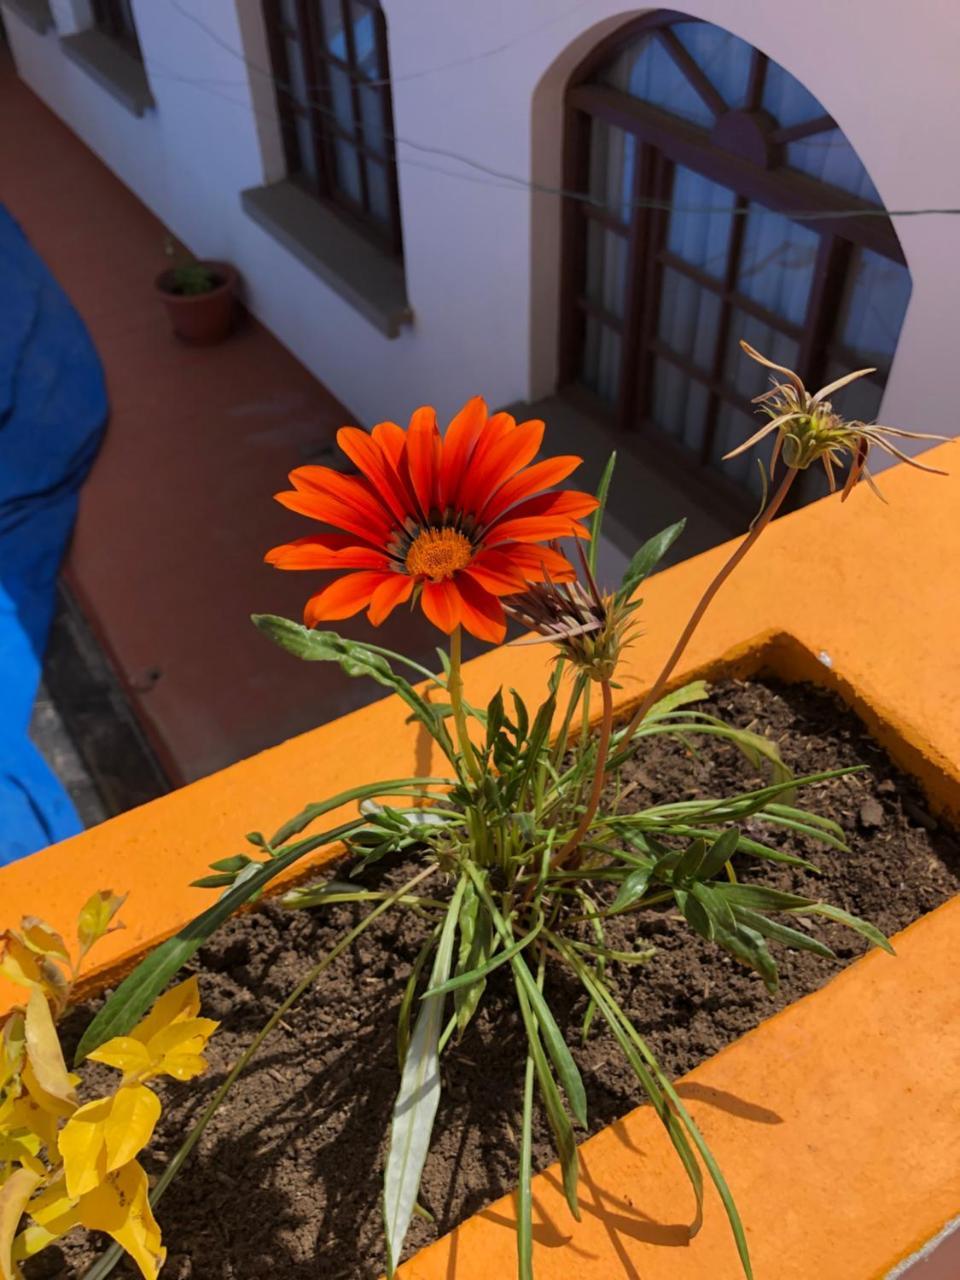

left=600, top=31, right=714, bottom=127
left=786, top=129, right=881, bottom=204
left=581, top=316, right=621, bottom=403
left=585, top=222, right=628, bottom=319
left=834, top=248, right=911, bottom=368
left=294, top=113, right=319, bottom=183
left=724, top=312, right=799, bottom=399
left=761, top=58, right=823, bottom=128
left=650, top=359, right=710, bottom=452
left=333, top=138, right=363, bottom=203
left=736, top=204, right=819, bottom=326
left=350, top=0, right=378, bottom=75
left=365, top=157, right=391, bottom=224
left=666, top=167, right=735, bottom=278
left=320, top=0, right=348, bottom=58
left=657, top=269, right=722, bottom=369
left=359, top=83, right=387, bottom=154
left=327, top=65, right=356, bottom=133
left=285, top=37, right=310, bottom=105
left=672, top=21, right=753, bottom=110
left=712, top=401, right=768, bottom=496
left=587, top=120, right=635, bottom=223
left=823, top=360, right=885, bottom=422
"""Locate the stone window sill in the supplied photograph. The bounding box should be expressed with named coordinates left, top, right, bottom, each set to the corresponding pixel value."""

left=1, top=0, right=53, bottom=34
left=241, top=179, right=411, bottom=339
left=60, top=29, right=154, bottom=118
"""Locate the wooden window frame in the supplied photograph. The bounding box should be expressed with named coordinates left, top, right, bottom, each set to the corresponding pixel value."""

left=263, top=0, right=403, bottom=258
left=559, top=10, right=907, bottom=517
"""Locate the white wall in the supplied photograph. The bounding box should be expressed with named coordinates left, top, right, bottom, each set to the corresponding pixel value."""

left=6, top=0, right=960, bottom=457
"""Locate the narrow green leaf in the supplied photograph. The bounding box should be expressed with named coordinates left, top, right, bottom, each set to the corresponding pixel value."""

left=616, top=519, right=686, bottom=603
left=270, top=776, right=452, bottom=847
left=787, top=902, right=895, bottom=954
left=675, top=837, right=708, bottom=883
left=712, top=884, right=812, bottom=911
left=397, top=926, right=442, bottom=1070
left=74, top=818, right=361, bottom=1064
left=425, top=914, right=542, bottom=999
left=465, top=864, right=587, bottom=1126
left=732, top=907, right=835, bottom=959
left=697, top=828, right=741, bottom=881
left=384, top=880, right=465, bottom=1276
left=609, top=863, right=654, bottom=913
left=588, top=451, right=617, bottom=572
left=640, top=679, right=710, bottom=721
left=517, top=1047, right=535, bottom=1280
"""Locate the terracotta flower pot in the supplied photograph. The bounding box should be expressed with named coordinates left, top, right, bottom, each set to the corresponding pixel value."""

left=154, top=261, right=238, bottom=345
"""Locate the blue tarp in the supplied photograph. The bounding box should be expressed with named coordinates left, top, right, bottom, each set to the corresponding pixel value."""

left=0, top=205, right=108, bottom=863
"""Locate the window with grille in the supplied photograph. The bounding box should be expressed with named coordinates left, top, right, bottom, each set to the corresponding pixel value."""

left=561, top=12, right=911, bottom=515
left=263, top=0, right=403, bottom=256
left=92, top=0, right=143, bottom=60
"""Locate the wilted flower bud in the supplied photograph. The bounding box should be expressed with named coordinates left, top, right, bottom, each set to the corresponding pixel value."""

left=504, top=544, right=639, bottom=682
left=726, top=341, right=948, bottom=499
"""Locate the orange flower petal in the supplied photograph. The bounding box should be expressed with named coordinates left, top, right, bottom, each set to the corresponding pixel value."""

left=454, top=573, right=507, bottom=643
left=303, top=571, right=394, bottom=625
left=265, top=537, right=390, bottom=571
left=462, top=549, right=528, bottom=597
left=458, top=418, right=545, bottom=517
left=420, top=578, right=462, bottom=634
left=367, top=573, right=414, bottom=626
left=497, top=542, right=577, bottom=582
left=477, top=455, right=584, bottom=527
left=448, top=411, right=515, bottom=509
left=405, top=407, right=441, bottom=521
left=336, top=426, right=416, bottom=524
left=274, top=489, right=391, bottom=546
left=487, top=516, right=592, bottom=545
left=438, top=397, right=487, bottom=508
left=289, top=466, right=391, bottom=528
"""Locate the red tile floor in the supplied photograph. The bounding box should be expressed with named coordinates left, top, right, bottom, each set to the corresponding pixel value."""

left=0, top=59, right=443, bottom=784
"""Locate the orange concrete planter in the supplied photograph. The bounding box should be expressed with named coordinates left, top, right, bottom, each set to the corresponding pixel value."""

left=4, top=443, right=958, bottom=1278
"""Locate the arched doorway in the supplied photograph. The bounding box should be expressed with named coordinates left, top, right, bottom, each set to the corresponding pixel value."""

left=559, top=11, right=911, bottom=514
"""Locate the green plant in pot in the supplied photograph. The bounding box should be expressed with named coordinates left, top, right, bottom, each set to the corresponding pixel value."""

left=155, top=236, right=237, bottom=346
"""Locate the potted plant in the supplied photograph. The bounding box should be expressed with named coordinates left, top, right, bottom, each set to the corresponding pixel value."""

left=154, top=239, right=237, bottom=345
left=0, top=346, right=953, bottom=1279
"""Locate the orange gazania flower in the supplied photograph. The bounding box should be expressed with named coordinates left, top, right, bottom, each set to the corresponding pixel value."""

left=265, top=397, right=598, bottom=643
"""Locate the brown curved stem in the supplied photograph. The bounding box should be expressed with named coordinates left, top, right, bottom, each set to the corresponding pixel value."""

left=619, top=465, right=799, bottom=747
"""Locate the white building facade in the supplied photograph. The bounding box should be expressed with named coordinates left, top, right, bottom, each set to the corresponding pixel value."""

left=4, top=0, right=958, bottom=518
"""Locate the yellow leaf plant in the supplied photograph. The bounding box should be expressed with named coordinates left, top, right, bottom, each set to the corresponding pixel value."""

left=0, top=892, right=217, bottom=1279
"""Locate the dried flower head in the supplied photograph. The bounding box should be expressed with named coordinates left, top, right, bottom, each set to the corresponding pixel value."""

left=504, top=544, right=640, bottom=682
left=725, top=341, right=949, bottom=499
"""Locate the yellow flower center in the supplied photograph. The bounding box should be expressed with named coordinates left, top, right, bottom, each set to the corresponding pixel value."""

left=405, top=527, right=473, bottom=581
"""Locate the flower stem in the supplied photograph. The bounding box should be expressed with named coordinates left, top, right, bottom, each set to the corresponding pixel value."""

left=81, top=864, right=438, bottom=1280
left=553, top=677, right=614, bottom=870
left=619, top=464, right=799, bottom=748
left=448, top=625, right=482, bottom=783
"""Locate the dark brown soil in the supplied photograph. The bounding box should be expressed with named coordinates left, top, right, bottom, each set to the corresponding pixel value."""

left=37, top=680, right=960, bottom=1279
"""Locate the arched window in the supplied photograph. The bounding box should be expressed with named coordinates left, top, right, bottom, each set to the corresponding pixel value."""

left=263, top=0, right=403, bottom=256
left=560, top=13, right=910, bottom=513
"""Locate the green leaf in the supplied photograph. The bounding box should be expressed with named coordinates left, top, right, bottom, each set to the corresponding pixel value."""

left=609, top=863, right=654, bottom=913
left=189, top=873, right=237, bottom=889
left=209, top=855, right=253, bottom=874
left=712, top=884, right=812, bottom=911
left=425, top=913, right=543, bottom=998
left=641, top=680, right=710, bottom=721
left=675, top=837, right=708, bottom=883
left=383, top=880, right=465, bottom=1277
left=786, top=902, right=894, bottom=954
left=397, top=927, right=442, bottom=1070
left=697, top=828, right=741, bottom=881
left=74, top=817, right=362, bottom=1065
left=453, top=883, right=489, bottom=1037
left=616, top=519, right=686, bottom=604
left=517, top=1046, right=536, bottom=1280
left=588, top=452, right=617, bottom=573
left=732, top=907, right=835, bottom=959
left=270, top=777, right=452, bottom=847
left=252, top=617, right=455, bottom=758
left=465, top=864, right=588, bottom=1126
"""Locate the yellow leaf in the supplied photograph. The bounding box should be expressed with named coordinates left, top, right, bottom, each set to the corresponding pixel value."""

left=18, top=919, right=70, bottom=965
left=77, top=892, right=126, bottom=960
left=144, top=1017, right=219, bottom=1082
left=0, top=940, right=67, bottom=1011
left=24, top=989, right=75, bottom=1111
left=0, top=1133, right=43, bottom=1177
left=0, top=1016, right=25, bottom=1095
left=87, top=1036, right=152, bottom=1081
left=58, top=1086, right=160, bottom=1200
left=73, top=1161, right=166, bottom=1280
left=0, top=1166, right=41, bottom=1280
left=6, top=1092, right=58, bottom=1156
left=129, top=976, right=201, bottom=1047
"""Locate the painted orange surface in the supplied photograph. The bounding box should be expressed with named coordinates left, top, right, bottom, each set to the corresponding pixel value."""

left=3, top=442, right=958, bottom=1277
